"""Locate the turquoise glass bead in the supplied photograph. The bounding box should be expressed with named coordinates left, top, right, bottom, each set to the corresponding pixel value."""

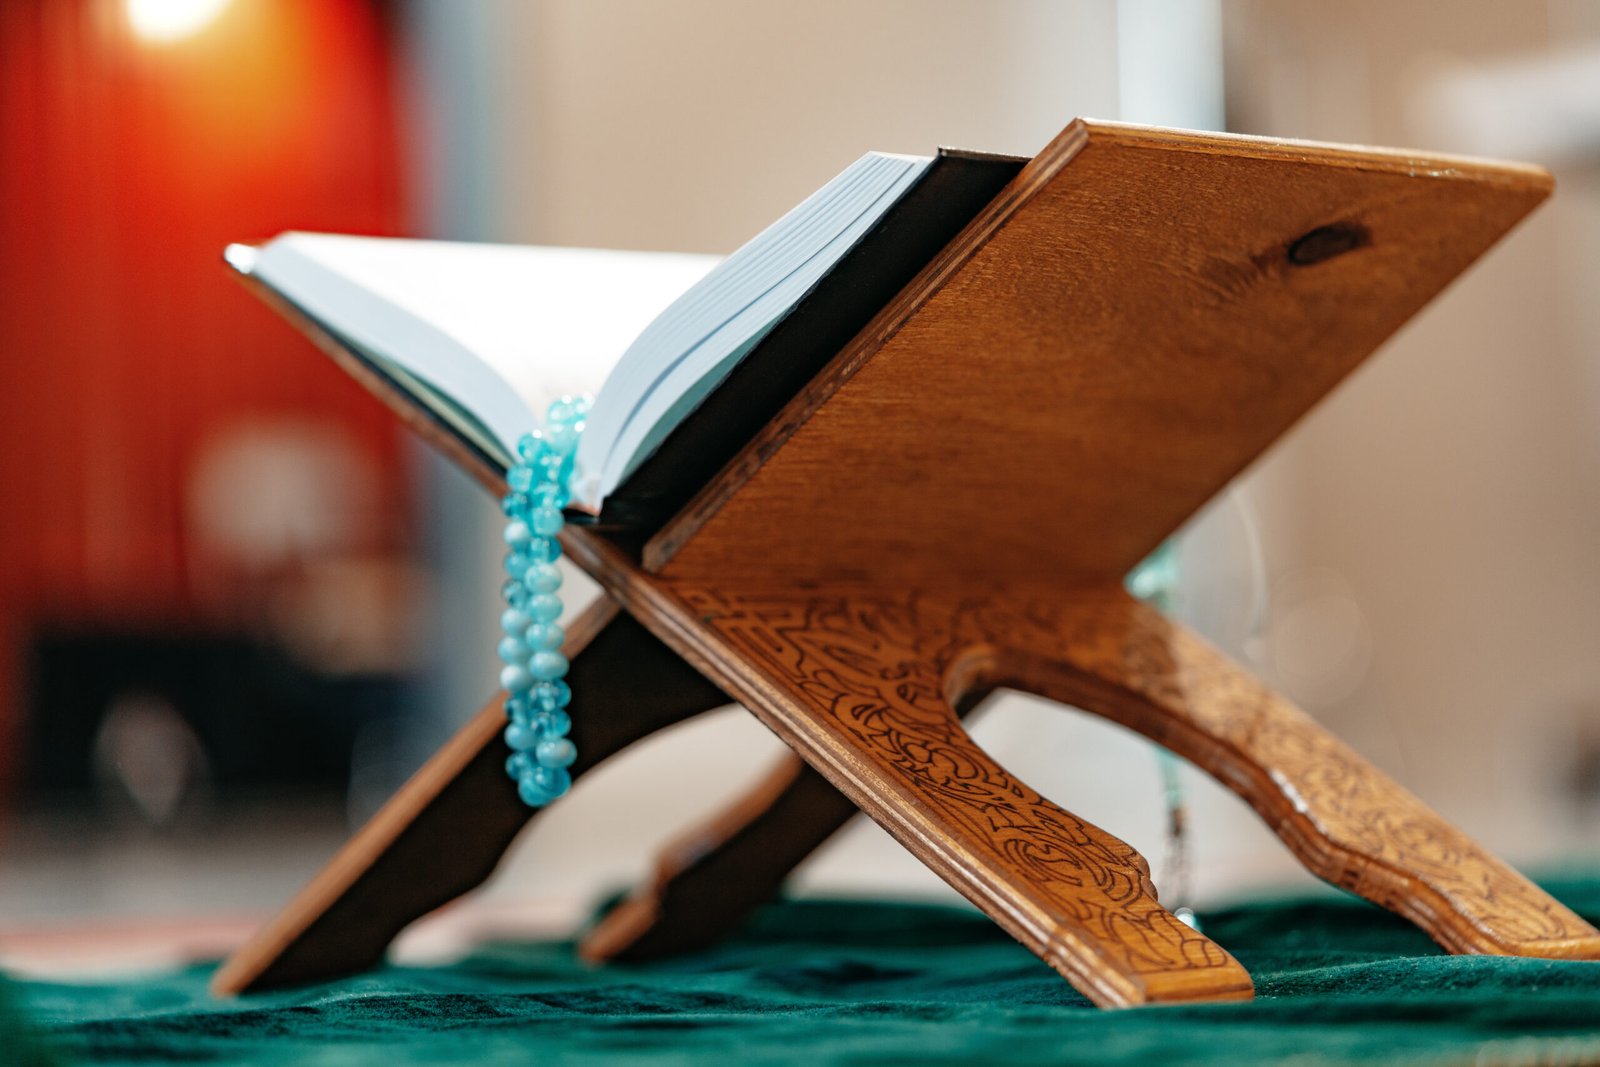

left=524, top=622, right=564, bottom=652
left=527, top=593, right=562, bottom=623
left=531, top=765, right=571, bottom=798
left=530, top=650, right=568, bottom=681
left=504, top=721, right=539, bottom=752
left=501, top=579, right=530, bottom=610
left=525, top=562, right=561, bottom=594
left=530, top=506, right=564, bottom=537
left=500, top=664, right=533, bottom=693
left=544, top=424, right=579, bottom=453
left=536, top=737, right=577, bottom=769
left=517, top=777, right=554, bottom=807
left=534, top=680, right=571, bottom=711
left=534, top=708, right=571, bottom=737
left=503, top=520, right=532, bottom=548
left=501, top=394, right=589, bottom=809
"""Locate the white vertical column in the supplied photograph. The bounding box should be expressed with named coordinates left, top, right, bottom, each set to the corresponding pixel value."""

left=1115, top=0, right=1225, bottom=129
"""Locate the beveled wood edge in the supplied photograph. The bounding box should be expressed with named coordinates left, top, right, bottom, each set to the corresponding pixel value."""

left=1081, top=120, right=1554, bottom=190
left=209, top=599, right=620, bottom=996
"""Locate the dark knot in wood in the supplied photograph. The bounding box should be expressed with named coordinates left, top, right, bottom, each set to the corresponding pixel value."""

left=1287, top=222, right=1370, bottom=266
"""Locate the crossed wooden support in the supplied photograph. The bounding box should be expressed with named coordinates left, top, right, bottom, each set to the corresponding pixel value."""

left=214, top=560, right=1600, bottom=1007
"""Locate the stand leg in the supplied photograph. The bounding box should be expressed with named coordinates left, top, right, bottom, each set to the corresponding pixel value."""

left=582, top=691, right=995, bottom=963
left=1001, top=589, right=1600, bottom=960
left=651, top=584, right=1253, bottom=1008
left=579, top=754, right=852, bottom=961
left=212, top=599, right=729, bottom=994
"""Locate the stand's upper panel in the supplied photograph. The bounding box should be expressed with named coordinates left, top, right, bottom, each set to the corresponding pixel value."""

left=654, top=120, right=1551, bottom=591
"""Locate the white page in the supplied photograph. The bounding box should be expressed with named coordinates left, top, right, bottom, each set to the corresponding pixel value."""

left=573, top=153, right=930, bottom=508
left=241, top=235, right=718, bottom=466
left=593, top=156, right=932, bottom=499
left=238, top=153, right=933, bottom=512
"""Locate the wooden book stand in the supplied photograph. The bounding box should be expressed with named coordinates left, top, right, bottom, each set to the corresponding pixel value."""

left=213, top=122, right=1600, bottom=1008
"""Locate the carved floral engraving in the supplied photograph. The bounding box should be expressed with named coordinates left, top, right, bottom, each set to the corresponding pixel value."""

left=676, top=583, right=1599, bottom=971
left=676, top=586, right=1244, bottom=986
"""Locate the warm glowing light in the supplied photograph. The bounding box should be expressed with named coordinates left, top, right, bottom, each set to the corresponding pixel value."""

left=126, top=0, right=232, bottom=44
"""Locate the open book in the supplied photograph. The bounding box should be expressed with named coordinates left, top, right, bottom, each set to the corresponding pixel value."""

left=229, top=150, right=1023, bottom=519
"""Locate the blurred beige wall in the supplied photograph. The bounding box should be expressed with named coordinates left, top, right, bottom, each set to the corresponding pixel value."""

left=1222, top=0, right=1600, bottom=862
left=494, top=0, right=1119, bottom=250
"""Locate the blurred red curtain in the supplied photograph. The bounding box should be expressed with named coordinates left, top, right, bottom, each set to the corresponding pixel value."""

left=0, top=0, right=410, bottom=795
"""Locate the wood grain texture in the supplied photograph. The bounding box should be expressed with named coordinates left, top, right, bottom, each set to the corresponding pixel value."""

left=679, top=587, right=1251, bottom=1006
left=651, top=121, right=1552, bottom=585
left=569, top=523, right=1600, bottom=998
left=211, top=600, right=729, bottom=994
left=669, top=580, right=1596, bottom=963
left=591, top=576, right=1600, bottom=964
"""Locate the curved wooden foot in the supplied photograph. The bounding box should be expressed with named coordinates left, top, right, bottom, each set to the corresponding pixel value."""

left=998, top=589, right=1600, bottom=961
left=212, top=598, right=729, bottom=994
left=645, top=583, right=1254, bottom=1008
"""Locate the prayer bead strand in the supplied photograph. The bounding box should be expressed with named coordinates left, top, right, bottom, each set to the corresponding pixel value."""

left=499, top=396, right=588, bottom=807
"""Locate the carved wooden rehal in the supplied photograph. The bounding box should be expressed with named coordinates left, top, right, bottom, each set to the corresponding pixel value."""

left=213, top=121, right=1600, bottom=1009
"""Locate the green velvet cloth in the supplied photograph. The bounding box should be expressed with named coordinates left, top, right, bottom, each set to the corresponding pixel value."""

left=13, top=879, right=1600, bottom=1066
